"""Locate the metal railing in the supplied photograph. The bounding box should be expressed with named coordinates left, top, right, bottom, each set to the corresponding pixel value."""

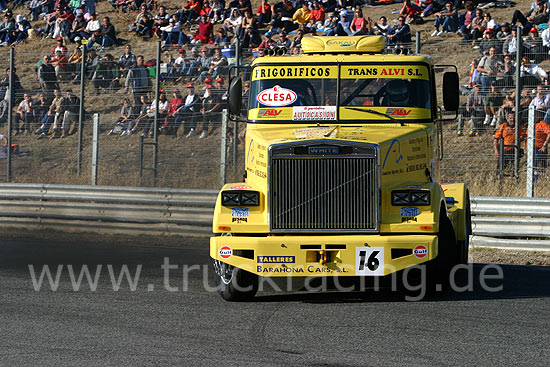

left=0, top=183, right=548, bottom=251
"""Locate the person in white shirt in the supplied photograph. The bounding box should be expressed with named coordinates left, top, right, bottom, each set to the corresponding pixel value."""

left=160, top=17, right=181, bottom=45
left=141, top=91, right=169, bottom=137
left=174, top=83, right=201, bottom=138
left=85, top=12, right=101, bottom=38
left=520, top=56, right=548, bottom=85
left=14, top=93, right=35, bottom=135
left=541, top=23, right=550, bottom=55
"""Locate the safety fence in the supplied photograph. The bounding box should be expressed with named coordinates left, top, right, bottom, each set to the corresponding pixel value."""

left=0, top=183, right=548, bottom=251
left=2, top=27, right=550, bottom=197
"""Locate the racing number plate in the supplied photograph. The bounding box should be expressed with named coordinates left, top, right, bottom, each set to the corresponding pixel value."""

left=355, top=247, right=384, bottom=276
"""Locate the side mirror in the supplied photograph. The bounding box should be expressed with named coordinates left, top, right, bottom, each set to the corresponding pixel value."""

left=443, top=72, right=459, bottom=112
left=228, top=77, right=242, bottom=116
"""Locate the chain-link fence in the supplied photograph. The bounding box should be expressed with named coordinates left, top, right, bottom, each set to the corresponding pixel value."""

left=2, top=32, right=550, bottom=196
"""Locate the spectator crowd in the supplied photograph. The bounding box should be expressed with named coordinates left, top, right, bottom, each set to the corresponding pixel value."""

left=0, top=0, right=548, bottom=176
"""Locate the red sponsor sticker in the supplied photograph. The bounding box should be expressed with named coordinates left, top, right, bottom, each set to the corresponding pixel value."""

left=414, top=245, right=428, bottom=259
left=219, top=246, right=233, bottom=259
left=256, top=85, right=297, bottom=107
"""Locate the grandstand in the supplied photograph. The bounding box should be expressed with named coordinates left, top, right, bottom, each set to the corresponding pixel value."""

left=0, top=0, right=549, bottom=196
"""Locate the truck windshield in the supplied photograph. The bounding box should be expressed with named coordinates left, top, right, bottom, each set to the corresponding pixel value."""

left=248, top=64, right=432, bottom=122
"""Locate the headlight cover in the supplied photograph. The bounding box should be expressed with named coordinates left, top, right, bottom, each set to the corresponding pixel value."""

left=391, top=190, right=430, bottom=206
left=221, top=190, right=260, bottom=206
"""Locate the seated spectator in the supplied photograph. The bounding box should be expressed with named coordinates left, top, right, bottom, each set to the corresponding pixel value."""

left=520, top=56, right=548, bottom=86
left=375, top=16, right=391, bottom=36
left=224, top=8, right=242, bottom=35
left=181, top=47, right=201, bottom=77
left=173, top=83, right=201, bottom=138
left=211, top=0, right=225, bottom=23
left=350, top=8, right=368, bottom=36
left=160, top=17, right=181, bottom=46
left=160, top=88, right=183, bottom=136
left=271, top=0, right=297, bottom=32
left=50, top=49, right=68, bottom=81
left=208, top=48, right=228, bottom=79
left=99, top=16, right=116, bottom=47
left=292, top=3, right=311, bottom=29
left=497, top=22, right=512, bottom=41
left=525, top=27, right=544, bottom=63
left=126, top=95, right=150, bottom=135
left=201, top=1, right=213, bottom=19
left=470, top=8, right=486, bottom=41
left=258, top=31, right=276, bottom=48
left=7, top=15, right=31, bottom=45
left=484, top=13, right=499, bottom=31
left=92, top=54, right=120, bottom=94
left=196, top=46, right=213, bottom=81
left=239, top=9, right=257, bottom=38
left=417, top=0, right=434, bottom=17
left=181, top=0, right=203, bottom=24
left=503, top=26, right=519, bottom=58
left=36, top=105, right=56, bottom=139
left=457, top=3, right=475, bottom=38
left=84, top=12, right=100, bottom=39
left=192, top=15, right=214, bottom=44
left=152, top=6, right=171, bottom=37
left=119, top=45, right=137, bottom=79
left=129, top=5, right=153, bottom=38
left=28, top=0, right=45, bottom=22
left=496, top=54, right=515, bottom=88
left=309, top=1, right=325, bottom=31
left=69, top=12, right=87, bottom=42
left=199, top=84, right=222, bottom=138
left=400, top=0, right=421, bottom=24
left=326, top=11, right=353, bottom=36
left=387, top=16, right=412, bottom=46
left=38, top=56, right=59, bottom=91
left=242, top=25, right=261, bottom=48
left=276, top=29, right=291, bottom=49
left=290, top=29, right=303, bottom=50
left=479, top=28, right=502, bottom=57
left=44, top=6, right=62, bottom=39
left=431, top=2, right=458, bottom=36
left=214, top=28, right=230, bottom=45
left=34, top=92, right=50, bottom=124
left=529, top=84, right=550, bottom=122
left=141, top=91, right=169, bottom=137
left=257, top=0, right=272, bottom=26
left=512, top=0, right=549, bottom=36
left=0, top=14, right=15, bottom=45
left=14, top=93, right=36, bottom=136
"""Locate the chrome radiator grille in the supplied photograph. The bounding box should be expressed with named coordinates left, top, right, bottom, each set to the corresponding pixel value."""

left=269, top=144, right=379, bottom=232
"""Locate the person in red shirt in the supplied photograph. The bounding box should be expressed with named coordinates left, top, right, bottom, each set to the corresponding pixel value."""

left=193, top=14, right=213, bottom=44
left=494, top=109, right=526, bottom=173
left=50, top=37, right=67, bottom=56
left=256, top=0, right=271, bottom=26
left=50, top=49, right=68, bottom=81
left=258, top=32, right=276, bottom=49
left=310, top=1, right=325, bottom=29
left=162, top=88, right=183, bottom=136
left=184, top=0, right=203, bottom=23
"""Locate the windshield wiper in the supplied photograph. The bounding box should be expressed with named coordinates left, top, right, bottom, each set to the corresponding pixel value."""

left=344, top=107, right=405, bottom=126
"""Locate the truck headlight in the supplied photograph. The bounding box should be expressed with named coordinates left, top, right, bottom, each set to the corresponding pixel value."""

left=221, top=191, right=260, bottom=206
left=391, top=190, right=430, bottom=206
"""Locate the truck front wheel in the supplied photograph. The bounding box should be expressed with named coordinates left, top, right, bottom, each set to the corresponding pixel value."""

left=213, top=260, right=258, bottom=301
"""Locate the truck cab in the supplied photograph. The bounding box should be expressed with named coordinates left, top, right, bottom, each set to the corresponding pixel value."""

left=210, top=36, right=470, bottom=301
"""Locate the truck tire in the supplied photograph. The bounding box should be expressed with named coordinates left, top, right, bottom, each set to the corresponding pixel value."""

left=425, top=213, right=458, bottom=293
left=213, top=260, right=258, bottom=301
left=458, top=191, right=471, bottom=265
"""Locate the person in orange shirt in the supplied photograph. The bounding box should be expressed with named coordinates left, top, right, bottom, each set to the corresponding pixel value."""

left=532, top=119, right=550, bottom=176
left=494, top=109, right=526, bottom=172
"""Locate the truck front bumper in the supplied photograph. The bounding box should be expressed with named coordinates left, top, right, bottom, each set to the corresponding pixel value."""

left=210, top=234, right=438, bottom=277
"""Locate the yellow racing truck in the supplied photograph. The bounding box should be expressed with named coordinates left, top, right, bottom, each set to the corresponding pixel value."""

left=211, top=36, right=471, bottom=301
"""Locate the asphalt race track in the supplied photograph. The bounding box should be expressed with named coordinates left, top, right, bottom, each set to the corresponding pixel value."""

left=1, top=235, right=549, bottom=366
